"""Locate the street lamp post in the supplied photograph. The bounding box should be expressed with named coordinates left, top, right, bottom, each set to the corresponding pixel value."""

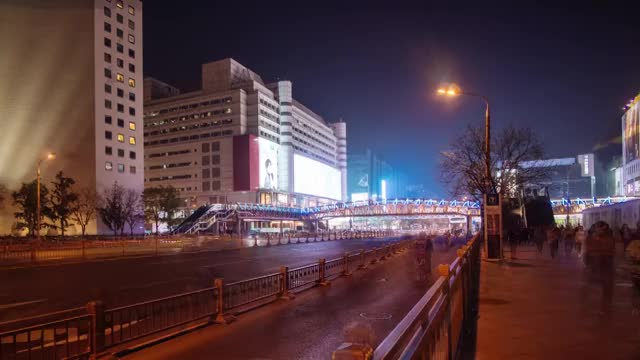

left=36, top=152, right=56, bottom=241
left=437, top=86, right=491, bottom=191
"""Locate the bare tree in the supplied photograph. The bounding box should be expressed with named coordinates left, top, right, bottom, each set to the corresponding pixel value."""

left=439, top=124, right=548, bottom=200
left=71, top=187, right=98, bottom=237
left=123, top=189, right=143, bottom=236
left=98, top=182, right=126, bottom=237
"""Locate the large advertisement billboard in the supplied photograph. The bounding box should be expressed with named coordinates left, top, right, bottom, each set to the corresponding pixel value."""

left=624, top=105, right=639, bottom=162
left=259, top=138, right=279, bottom=190
left=294, top=154, right=341, bottom=200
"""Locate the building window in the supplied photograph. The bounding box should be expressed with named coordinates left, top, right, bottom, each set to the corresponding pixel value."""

left=129, top=121, right=136, bottom=130
left=202, top=155, right=210, bottom=166
left=211, top=167, right=221, bottom=178
left=129, top=151, right=136, bottom=159
left=211, top=180, right=221, bottom=190
left=211, top=142, right=220, bottom=152
left=129, top=136, right=136, bottom=145
left=116, top=0, right=123, bottom=8
left=202, top=168, right=210, bottom=179
left=105, top=84, right=112, bottom=94
left=116, top=73, right=124, bottom=82
left=104, top=6, right=111, bottom=17
left=104, top=22, right=111, bottom=32
left=117, top=118, right=124, bottom=127
left=104, top=37, right=111, bottom=47
left=128, top=5, right=135, bottom=15
left=128, top=34, right=135, bottom=44
left=118, top=163, right=125, bottom=173
left=130, top=166, right=136, bottom=174
left=105, top=100, right=112, bottom=109
left=116, top=29, right=123, bottom=39
left=211, top=154, right=220, bottom=165
left=117, top=58, right=123, bottom=68
left=117, top=148, right=124, bottom=157
left=128, top=78, right=135, bottom=87
left=117, top=14, right=123, bottom=24
left=129, top=107, right=135, bottom=116
left=105, top=115, right=112, bottom=124
left=117, top=88, right=124, bottom=98
left=117, top=103, right=124, bottom=113
left=105, top=146, right=112, bottom=155
left=128, top=19, right=135, bottom=30
left=105, top=161, right=113, bottom=171
left=202, top=143, right=210, bottom=152
left=128, top=49, right=135, bottom=58
left=129, top=92, right=135, bottom=101
left=105, top=131, right=113, bottom=140
left=117, top=133, right=124, bottom=142
left=104, top=68, right=112, bottom=78
left=128, top=63, right=135, bottom=73
left=117, top=43, right=123, bottom=53
left=104, top=53, right=111, bottom=63
left=202, top=181, right=210, bottom=191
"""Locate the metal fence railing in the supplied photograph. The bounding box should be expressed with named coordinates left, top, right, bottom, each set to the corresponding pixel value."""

left=1, top=236, right=412, bottom=359
left=332, top=234, right=480, bottom=360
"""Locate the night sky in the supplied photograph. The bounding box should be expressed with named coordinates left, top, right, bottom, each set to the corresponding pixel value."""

left=144, top=1, right=640, bottom=197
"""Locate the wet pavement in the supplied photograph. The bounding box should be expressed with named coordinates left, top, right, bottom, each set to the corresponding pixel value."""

left=472, top=245, right=640, bottom=360
left=122, top=247, right=458, bottom=359
left=0, top=237, right=402, bottom=322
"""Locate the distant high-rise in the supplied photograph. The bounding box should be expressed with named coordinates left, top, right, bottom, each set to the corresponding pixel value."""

left=622, top=93, right=640, bottom=196
left=0, top=0, right=144, bottom=235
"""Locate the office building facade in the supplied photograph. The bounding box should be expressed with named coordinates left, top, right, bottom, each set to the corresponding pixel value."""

left=143, top=58, right=346, bottom=209
left=0, top=0, right=144, bottom=235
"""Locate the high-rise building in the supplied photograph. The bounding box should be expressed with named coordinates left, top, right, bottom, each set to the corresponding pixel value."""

left=143, top=58, right=346, bottom=209
left=348, top=149, right=407, bottom=201
left=622, top=93, right=640, bottom=196
left=0, top=0, right=144, bottom=235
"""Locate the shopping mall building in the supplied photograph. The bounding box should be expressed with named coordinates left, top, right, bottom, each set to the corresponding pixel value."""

left=143, top=58, right=347, bottom=210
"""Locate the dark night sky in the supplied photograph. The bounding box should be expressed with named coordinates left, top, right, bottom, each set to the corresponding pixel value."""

left=144, top=1, right=640, bottom=197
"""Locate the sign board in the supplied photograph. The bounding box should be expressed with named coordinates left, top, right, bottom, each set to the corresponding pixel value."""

left=577, top=153, right=594, bottom=177
left=483, top=193, right=502, bottom=260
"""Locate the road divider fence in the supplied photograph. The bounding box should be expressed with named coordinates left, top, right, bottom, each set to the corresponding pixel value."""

left=0, top=237, right=410, bottom=359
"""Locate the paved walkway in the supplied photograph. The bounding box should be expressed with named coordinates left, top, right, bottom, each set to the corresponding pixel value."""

left=473, top=245, right=640, bottom=360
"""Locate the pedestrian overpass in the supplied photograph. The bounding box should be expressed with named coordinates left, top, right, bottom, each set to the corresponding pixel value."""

left=173, top=199, right=481, bottom=234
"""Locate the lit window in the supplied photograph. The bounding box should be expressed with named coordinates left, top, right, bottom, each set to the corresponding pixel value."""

left=105, top=161, right=113, bottom=171
left=117, top=133, right=125, bottom=142
left=128, top=34, right=135, bottom=44
left=129, top=121, right=136, bottom=130
left=129, top=136, right=136, bottom=145
left=128, top=78, right=135, bottom=87
left=130, top=166, right=137, bottom=174
left=118, top=163, right=125, bottom=173
left=116, top=0, right=123, bottom=9
left=128, top=5, right=135, bottom=15
left=116, top=73, right=124, bottom=82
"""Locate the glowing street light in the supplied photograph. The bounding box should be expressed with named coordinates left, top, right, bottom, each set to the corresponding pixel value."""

left=36, top=152, right=56, bottom=241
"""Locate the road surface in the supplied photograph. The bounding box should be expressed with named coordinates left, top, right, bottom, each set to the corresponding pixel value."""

left=0, top=237, right=406, bottom=322
left=122, top=247, right=458, bottom=359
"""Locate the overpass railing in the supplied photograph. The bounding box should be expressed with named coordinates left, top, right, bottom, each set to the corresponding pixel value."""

left=332, top=233, right=480, bottom=360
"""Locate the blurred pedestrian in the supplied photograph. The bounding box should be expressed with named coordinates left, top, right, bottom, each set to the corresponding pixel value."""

left=534, top=226, right=545, bottom=254
left=622, top=223, right=633, bottom=251
left=575, top=225, right=586, bottom=255
left=548, top=226, right=560, bottom=259
left=508, top=229, right=518, bottom=259
left=564, top=224, right=575, bottom=256
left=584, top=221, right=615, bottom=315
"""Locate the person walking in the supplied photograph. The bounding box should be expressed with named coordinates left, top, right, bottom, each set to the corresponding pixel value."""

left=564, top=224, right=576, bottom=256
left=424, top=235, right=434, bottom=275
left=584, top=221, right=615, bottom=315
left=575, top=225, right=586, bottom=255
left=549, top=226, right=560, bottom=259
left=508, top=228, right=518, bottom=259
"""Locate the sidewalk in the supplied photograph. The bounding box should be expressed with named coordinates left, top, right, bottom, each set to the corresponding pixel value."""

left=473, top=245, right=640, bottom=360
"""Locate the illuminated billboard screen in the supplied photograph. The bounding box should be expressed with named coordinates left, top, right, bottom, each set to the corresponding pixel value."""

left=258, top=138, right=279, bottom=190
left=294, top=154, right=341, bottom=200
left=624, top=105, right=639, bottom=162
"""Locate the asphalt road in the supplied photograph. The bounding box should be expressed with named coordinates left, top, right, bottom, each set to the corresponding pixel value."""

left=123, top=247, right=458, bottom=360
left=0, top=237, right=407, bottom=322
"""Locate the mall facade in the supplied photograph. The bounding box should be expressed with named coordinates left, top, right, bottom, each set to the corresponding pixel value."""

left=143, top=58, right=347, bottom=209
left=623, top=93, right=640, bottom=196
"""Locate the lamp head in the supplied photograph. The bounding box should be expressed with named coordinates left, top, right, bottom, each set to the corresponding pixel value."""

left=46, top=152, right=56, bottom=160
